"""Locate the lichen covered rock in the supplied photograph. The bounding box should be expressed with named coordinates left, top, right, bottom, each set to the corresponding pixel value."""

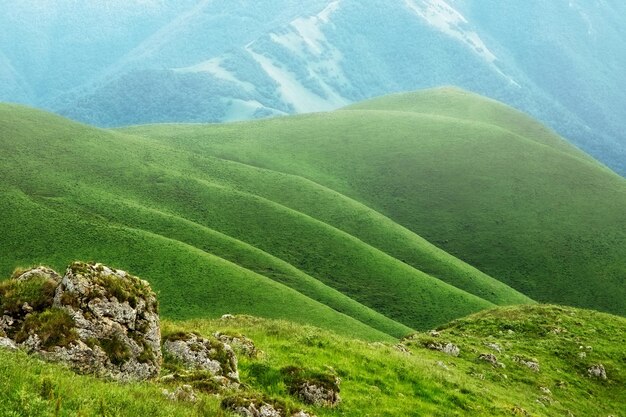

left=426, top=341, right=460, bottom=357
left=222, top=396, right=285, bottom=417
left=587, top=364, right=607, bottom=380
left=0, top=262, right=161, bottom=381
left=214, top=331, right=259, bottom=358
left=163, top=332, right=239, bottom=382
left=514, top=356, right=540, bottom=372
left=479, top=353, right=505, bottom=368
left=282, top=366, right=341, bottom=407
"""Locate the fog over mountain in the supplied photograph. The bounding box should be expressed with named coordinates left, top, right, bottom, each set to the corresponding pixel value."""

left=1, top=0, right=625, bottom=175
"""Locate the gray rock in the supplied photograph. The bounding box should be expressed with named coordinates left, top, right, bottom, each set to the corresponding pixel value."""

left=2, top=262, right=161, bottom=381
left=214, top=331, right=259, bottom=358
left=484, top=342, right=502, bottom=353
left=50, top=262, right=162, bottom=381
left=163, top=332, right=239, bottom=382
left=587, top=364, right=607, bottom=380
left=0, top=337, right=17, bottom=350
left=162, top=384, right=197, bottom=402
left=13, top=266, right=62, bottom=283
left=297, top=381, right=341, bottom=407
left=224, top=399, right=283, bottom=417
left=393, top=343, right=411, bottom=355
left=426, top=342, right=460, bottom=357
left=479, top=353, right=505, bottom=368
left=514, top=356, right=540, bottom=372
left=291, top=412, right=317, bottom=417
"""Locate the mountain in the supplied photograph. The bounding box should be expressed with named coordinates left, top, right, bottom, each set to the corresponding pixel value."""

left=2, top=304, right=625, bottom=416
left=1, top=90, right=625, bottom=337
left=1, top=0, right=625, bottom=176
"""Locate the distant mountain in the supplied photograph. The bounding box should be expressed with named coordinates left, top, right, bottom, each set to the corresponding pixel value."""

left=0, top=0, right=625, bottom=175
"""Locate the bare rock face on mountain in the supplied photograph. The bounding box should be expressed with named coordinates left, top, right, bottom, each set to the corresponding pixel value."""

left=0, top=262, right=161, bottom=381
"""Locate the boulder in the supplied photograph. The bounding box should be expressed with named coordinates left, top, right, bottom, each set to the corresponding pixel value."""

left=479, top=353, right=504, bottom=368
left=587, top=364, right=607, bottom=380
left=222, top=397, right=285, bottom=417
left=514, top=356, right=540, bottom=372
left=162, top=384, right=197, bottom=403
left=282, top=366, right=341, bottom=407
left=0, top=262, right=161, bottom=381
left=214, top=331, right=259, bottom=358
left=163, top=332, right=239, bottom=382
left=484, top=342, right=502, bottom=353
left=0, top=337, right=17, bottom=350
left=426, top=341, right=460, bottom=357
left=13, top=266, right=62, bottom=283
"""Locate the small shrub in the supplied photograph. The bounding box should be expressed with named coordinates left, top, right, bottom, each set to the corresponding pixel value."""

left=0, top=277, right=57, bottom=315
left=280, top=366, right=339, bottom=393
left=14, top=308, right=78, bottom=349
left=99, top=334, right=131, bottom=365
left=40, top=377, right=55, bottom=400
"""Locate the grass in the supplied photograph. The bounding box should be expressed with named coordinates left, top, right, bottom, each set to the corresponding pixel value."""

left=1, top=87, right=624, bottom=339
left=0, top=304, right=623, bottom=416
left=14, top=308, right=78, bottom=350
left=0, top=275, right=57, bottom=316
left=123, top=87, right=626, bottom=317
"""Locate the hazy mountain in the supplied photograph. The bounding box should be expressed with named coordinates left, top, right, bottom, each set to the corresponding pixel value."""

left=1, top=0, right=625, bottom=175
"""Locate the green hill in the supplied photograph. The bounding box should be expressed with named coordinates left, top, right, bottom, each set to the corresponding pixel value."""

left=1, top=304, right=624, bottom=416
left=1, top=87, right=624, bottom=340
left=0, top=98, right=531, bottom=340
left=123, top=88, right=626, bottom=317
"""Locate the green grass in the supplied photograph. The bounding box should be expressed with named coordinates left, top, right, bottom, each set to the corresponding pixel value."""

left=1, top=304, right=623, bottom=416
left=0, top=349, right=230, bottom=417
left=1, top=86, right=624, bottom=339
left=0, top=94, right=538, bottom=339
left=123, top=87, right=626, bottom=317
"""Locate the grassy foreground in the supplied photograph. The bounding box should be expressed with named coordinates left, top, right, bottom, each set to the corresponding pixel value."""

left=0, top=304, right=624, bottom=416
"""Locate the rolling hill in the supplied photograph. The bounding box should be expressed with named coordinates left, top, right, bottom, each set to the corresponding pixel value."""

left=1, top=89, right=625, bottom=340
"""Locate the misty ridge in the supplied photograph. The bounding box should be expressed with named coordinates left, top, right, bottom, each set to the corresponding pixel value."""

left=1, top=0, right=625, bottom=175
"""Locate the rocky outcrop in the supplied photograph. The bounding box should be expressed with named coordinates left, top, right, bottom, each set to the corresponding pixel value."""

left=514, top=356, right=540, bottom=373
left=222, top=397, right=284, bottom=417
left=282, top=366, right=341, bottom=407
left=221, top=396, right=315, bottom=417
left=0, top=262, right=161, bottom=381
left=587, top=364, right=607, bottom=380
left=214, top=331, right=259, bottom=358
left=479, top=353, right=505, bottom=368
left=426, top=342, right=460, bottom=357
left=163, top=332, right=239, bottom=383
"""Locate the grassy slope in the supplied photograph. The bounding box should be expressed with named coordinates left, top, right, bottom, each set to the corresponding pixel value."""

left=0, top=101, right=528, bottom=338
left=125, top=88, right=626, bottom=316
left=1, top=304, right=624, bottom=416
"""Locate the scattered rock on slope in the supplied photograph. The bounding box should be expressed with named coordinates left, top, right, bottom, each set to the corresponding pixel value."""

left=0, top=262, right=162, bottom=381
left=282, top=366, right=341, bottom=407
left=587, top=364, right=607, bottom=380
left=427, top=342, right=460, bottom=357
left=163, top=332, right=240, bottom=383
left=214, top=331, right=260, bottom=358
